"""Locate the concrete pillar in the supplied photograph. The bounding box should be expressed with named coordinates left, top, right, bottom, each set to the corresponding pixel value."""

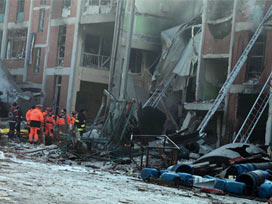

left=41, top=0, right=53, bottom=104
left=66, top=0, right=83, bottom=114
left=119, top=0, right=135, bottom=100
left=70, top=28, right=84, bottom=111
left=0, top=0, right=10, bottom=60
left=222, top=0, right=238, bottom=144
left=108, top=0, right=123, bottom=96
left=23, top=0, right=34, bottom=82
left=195, top=0, right=207, bottom=100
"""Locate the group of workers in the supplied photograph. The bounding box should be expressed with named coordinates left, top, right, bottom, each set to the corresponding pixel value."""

left=8, top=103, right=86, bottom=144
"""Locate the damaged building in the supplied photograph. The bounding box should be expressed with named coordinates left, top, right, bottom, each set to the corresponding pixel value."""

left=0, top=0, right=117, bottom=119
left=1, top=0, right=272, bottom=147
left=108, top=0, right=272, bottom=148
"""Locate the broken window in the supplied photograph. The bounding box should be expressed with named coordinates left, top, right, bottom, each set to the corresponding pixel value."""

left=40, top=0, right=46, bottom=5
left=34, top=48, right=41, bottom=73
left=82, top=34, right=111, bottom=69
left=129, top=49, right=142, bottom=73
left=57, top=25, right=66, bottom=66
left=7, top=29, right=27, bottom=59
left=17, top=0, right=24, bottom=22
left=38, top=9, right=45, bottom=32
left=0, top=0, right=5, bottom=14
left=53, top=76, right=62, bottom=114
left=246, top=33, right=266, bottom=81
left=63, top=0, right=71, bottom=8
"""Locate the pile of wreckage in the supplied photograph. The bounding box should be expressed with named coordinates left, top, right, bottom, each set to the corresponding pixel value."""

left=140, top=143, right=272, bottom=202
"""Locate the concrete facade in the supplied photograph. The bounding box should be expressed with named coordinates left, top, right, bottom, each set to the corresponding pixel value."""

left=1, top=0, right=116, bottom=119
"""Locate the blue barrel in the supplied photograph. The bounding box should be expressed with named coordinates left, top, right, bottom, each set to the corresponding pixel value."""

left=141, top=168, right=159, bottom=181
left=214, top=179, right=227, bottom=191
left=230, top=164, right=254, bottom=176
left=225, top=180, right=246, bottom=195
left=258, top=181, right=272, bottom=198
left=167, top=164, right=194, bottom=174
left=236, top=170, right=267, bottom=194
left=161, top=172, right=193, bottom=187
left=161, top=172, right=179, bottom=181
left=177, top=173, right=193, bottom=186
left=159, top=170, right=168, bottom=175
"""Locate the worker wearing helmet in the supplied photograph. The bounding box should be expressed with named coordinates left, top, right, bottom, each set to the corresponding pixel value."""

left=26, top=106, right=35, bottom=134
left=71, top=111, right=77, bottom=126
left=44, top=107, right=55, bottom=139
left=75, top=109, right=86, bottom=136
left=29, top=105, right=44, bottom=143
left=56, top=108, right=71, bottom=137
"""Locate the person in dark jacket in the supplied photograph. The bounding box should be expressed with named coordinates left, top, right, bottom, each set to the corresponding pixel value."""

left=75, top=109, right=86, bottom=136
left=8, top=102, right=22, bottom=138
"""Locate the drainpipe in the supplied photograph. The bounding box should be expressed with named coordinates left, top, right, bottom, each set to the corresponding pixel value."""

left=23, top=0, right=34, bottom=82
left=41, top=0, right=53, bottom=105
left=119, top=0, right=135, bottom=100
left=0, top=0, right=10, bottom=60
left=66, top=0, right=83, bottom=114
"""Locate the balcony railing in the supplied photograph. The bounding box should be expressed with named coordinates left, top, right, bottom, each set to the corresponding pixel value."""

left=83, top=0, right=117, bottom=15
left=81, top=52, right=110, bottom=70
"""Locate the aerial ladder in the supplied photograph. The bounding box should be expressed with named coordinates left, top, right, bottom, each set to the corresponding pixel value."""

left=143, top=73, right=176, bottom=108
left=197, top=6, right=272, bottom=136
left=233, top=72, right=272, bottom=143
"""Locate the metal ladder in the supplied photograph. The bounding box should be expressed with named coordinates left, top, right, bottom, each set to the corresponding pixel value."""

left=143, top=73, right=176, bottom=108
left=233, top=72, right=272, bottom=143
left=197, top=6, right=272, bottom=135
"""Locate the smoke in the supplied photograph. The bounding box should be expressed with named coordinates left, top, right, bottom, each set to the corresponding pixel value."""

left=241, top=0, right=265, bottom=23
left=0, top=60, right=23, bottom=104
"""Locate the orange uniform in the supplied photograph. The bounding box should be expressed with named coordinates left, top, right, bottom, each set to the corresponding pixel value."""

left=56, top=110, right=71, bottom=137
left=44, top=111, right=55, bottom=137
left=29, top=107, right=44, bottom=143
left=26, top=109, right=33, bottom=124
left=57, top=113, right=71, bottom=126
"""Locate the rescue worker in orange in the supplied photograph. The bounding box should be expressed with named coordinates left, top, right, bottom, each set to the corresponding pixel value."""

left=56, top=108, right=71, bottom=136
left=71, top=111, right=77, bottom=127
left=29, top=105, right=44, bottom=144
left=44, top=107, right=55, bottom=139
left=26, top=106, right=35, bottom=134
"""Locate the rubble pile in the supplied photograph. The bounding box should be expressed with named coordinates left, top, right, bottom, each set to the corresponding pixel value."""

left=140, top=143, right=272, bottom=202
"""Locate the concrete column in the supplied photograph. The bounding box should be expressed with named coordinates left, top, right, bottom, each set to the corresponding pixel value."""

left=23, top=0, right=34, bottom=82
left=221, top=0, right=238, bottom=144
left=41, top=0, right=53, bottom=104
left=195, top=0, right=207, bottom=100
left=119, top=0, right=135, bottom=100
left=66, top=0, right=83, bottom=114
left=108, top=0, right=123, bottom=95
left=70, top=28, right=84, bottom=111
left=0, top=0, right=10, bottom=60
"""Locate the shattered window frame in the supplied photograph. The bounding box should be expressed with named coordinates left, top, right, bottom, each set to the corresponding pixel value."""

left=7, top=29, right=27, bottom=59
left=17, top=0, right=24, bottom=12
left=38, top=8, right=45, bottom=32
left=16, top=0, right=25, bottom=22
left=57, top=25, right=66, bottom=67
left=0, top=0, right=5, bottom=14
left=34, top=48, right=41, bottom=73
left=246, top=33, right=266, bottom=81
left=63, top=0, right=71, bottom=8
left=40, top=0, right=46, bottom=5
left=129, top=48, right=143, bottom=74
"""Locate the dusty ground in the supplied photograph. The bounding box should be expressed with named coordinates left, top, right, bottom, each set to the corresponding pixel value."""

left=0, top=142, right=265, bottom=204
